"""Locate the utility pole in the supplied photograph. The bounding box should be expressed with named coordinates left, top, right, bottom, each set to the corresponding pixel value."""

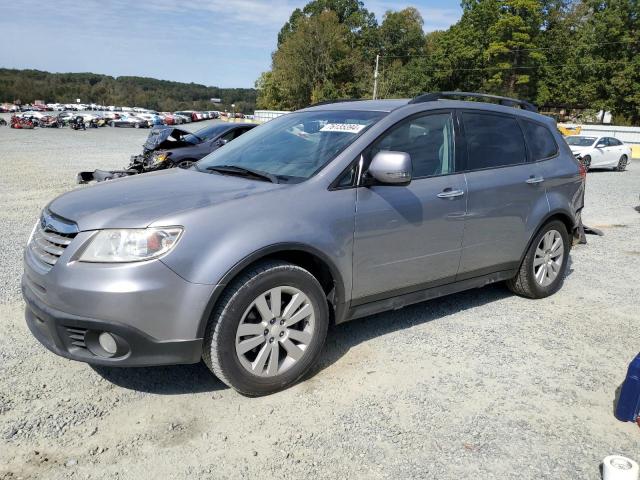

left=372, top=54, right=380, bottom=100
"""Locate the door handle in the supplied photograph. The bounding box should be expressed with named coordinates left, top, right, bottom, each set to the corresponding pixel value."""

left=526, top=176, right=545, bottom=184
left=437, top=189, right=465, bottom=198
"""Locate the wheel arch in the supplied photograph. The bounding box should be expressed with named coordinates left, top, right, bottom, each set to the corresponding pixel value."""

left=196, top=243, right=347, bottom=337
left=519, top=210, right=576, bottom=267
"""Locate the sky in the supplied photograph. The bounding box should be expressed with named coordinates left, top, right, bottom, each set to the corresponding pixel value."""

left=0, top=0, right=462, bottom=89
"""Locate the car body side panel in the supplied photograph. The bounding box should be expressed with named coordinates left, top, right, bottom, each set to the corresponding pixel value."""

left=537, top=158, right=584, bottom=228
left=156, top=184, right=357, bottom=306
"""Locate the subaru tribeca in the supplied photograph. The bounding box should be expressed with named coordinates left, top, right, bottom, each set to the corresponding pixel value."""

left=22, top=92, right=585, bottom=396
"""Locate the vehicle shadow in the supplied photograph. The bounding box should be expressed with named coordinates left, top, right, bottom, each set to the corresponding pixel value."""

left=92, top=270, right=574, bottom=394
left=308, top=282, right=513, bottom=379
left=91, top=361, right=226, bottom=395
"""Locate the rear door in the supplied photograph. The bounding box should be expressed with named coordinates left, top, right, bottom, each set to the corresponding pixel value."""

left=352, top=110, right=466, bottom=301
left=606, top=137, right=624, bottom=164
left=457, top=111, right=547, bottom=279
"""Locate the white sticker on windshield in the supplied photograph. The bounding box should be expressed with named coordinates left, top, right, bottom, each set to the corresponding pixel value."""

left=319, top=123, right=366, bottom=134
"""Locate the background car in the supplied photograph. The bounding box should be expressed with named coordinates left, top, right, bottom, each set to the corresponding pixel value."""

left=108, top=114, right=149, bottom=128
left=173, top=112, right=192, bottom=123
left=149, top=122, right=256, bottom=169
left=566, top=135, right=631, bottom=171
left=136, top=113, right=164, bottom=126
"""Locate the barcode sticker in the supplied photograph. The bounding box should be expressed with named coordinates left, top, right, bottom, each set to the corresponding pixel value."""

left=319, top=123, right=366, bottom=134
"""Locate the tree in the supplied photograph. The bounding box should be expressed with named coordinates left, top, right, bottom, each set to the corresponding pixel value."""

left=483, top=0, right=546, bottom=97
left=269, top=11, right=351, bottom=109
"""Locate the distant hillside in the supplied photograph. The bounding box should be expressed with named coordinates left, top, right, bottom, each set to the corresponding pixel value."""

left=0, top=68, right=257, bottom=113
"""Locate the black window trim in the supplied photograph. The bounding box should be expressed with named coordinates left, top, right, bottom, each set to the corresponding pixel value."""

left=457, top=109, right=529, bottom=173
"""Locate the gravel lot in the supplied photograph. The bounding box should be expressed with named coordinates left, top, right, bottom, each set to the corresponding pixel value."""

left=1, top=118, right=639, bottom=479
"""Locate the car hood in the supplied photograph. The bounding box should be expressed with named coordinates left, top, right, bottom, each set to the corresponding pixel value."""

left=48, top=168, right=283, bottom=231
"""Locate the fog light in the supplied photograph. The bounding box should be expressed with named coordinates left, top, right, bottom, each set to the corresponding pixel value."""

left=98, top=332, right=117, bottom=354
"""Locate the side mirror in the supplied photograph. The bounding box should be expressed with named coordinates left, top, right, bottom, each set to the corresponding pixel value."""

left=596, top=142, right=605, bottom=148
left=216, top=138, right=228, bottom=146
left=368, top=151, right=412, bottom=186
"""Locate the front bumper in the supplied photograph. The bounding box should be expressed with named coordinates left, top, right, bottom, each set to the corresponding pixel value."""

left=23, top=277, right=203, bottom=366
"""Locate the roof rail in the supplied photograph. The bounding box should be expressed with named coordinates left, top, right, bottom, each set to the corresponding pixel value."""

left=409, top=91, right=538, bottom=112
left=306, top=98, right=362, bottom=108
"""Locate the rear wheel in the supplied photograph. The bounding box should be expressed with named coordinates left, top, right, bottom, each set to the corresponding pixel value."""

left=203, top=260, right=329, bottom=396
left=616, top=155, right=628, bottom=171
left=507, top=220, right=570, bottom=299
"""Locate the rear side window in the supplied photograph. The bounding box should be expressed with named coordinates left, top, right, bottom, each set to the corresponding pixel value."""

left=462, top=112, right=526, bottom=170
left=520, top=120, right=558, bottom=161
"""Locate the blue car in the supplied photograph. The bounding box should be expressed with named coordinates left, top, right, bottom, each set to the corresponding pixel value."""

left=616, top=353, right=640, bottom=425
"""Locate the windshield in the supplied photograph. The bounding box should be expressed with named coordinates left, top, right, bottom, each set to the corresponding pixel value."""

left=196, top=110, right=385, bottom=182
left=184, top=124, right=231, bottom=143
left=565, top=136, right=596, bottom=147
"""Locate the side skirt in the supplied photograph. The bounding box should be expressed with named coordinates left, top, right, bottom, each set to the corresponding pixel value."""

left=341, top=270, right=516, bottom=323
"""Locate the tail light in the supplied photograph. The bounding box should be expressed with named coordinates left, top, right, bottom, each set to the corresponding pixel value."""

left=578, top=161, right=587, bottom=180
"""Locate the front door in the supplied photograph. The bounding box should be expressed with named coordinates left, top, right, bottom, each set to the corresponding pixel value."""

left=352, top=111, right=466, bottom=302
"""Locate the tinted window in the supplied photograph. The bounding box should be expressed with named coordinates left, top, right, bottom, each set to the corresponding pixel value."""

left=607, top=137, right=622, bottom=146
left=521, top=120, right=558, bottom=161
left=463, top=112, right=526, bottom=169
left=370, top=112, right=455, bottom=178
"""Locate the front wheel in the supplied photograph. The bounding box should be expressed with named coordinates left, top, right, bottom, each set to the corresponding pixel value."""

left=616, top=155, right=628, bottom=171
left=507, top=220, right=570, bottom=299
left=176, top=160, right=195, bottom=169
left=581, top=155, right=591, bottom=171
left=203, top=260, right=329, bottom=396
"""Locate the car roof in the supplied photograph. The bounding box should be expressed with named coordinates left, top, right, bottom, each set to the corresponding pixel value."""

left=302, top=98, right=554, bottom=124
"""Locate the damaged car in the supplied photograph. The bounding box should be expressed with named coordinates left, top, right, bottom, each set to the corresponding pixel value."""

left=77, top=122, right=256, bottom=183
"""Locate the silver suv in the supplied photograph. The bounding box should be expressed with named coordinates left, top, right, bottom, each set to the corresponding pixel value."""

left=23, top=92, right=585, bottom=396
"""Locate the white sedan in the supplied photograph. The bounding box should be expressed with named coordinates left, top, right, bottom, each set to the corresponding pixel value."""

left=566, top=135, right=631, bottom=171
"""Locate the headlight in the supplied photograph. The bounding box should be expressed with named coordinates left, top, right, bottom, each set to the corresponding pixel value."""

left=152, top=152, right=170, bottom=164
left=79, top=227, right=183, bottom=263
left=27, top=220, right=39, bottom=245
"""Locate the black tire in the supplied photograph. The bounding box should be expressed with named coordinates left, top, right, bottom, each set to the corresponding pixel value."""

left=507, top=220, right=570, bottom=299
left=134, top=122, right=140, bottom=128
left=616, top=155, right=628, bottom=171
left=203, top=260, right=329, bottom=396
left=581, top=155, right=591, bottom=171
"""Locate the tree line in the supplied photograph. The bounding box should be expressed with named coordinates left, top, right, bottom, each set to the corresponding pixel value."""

left=256, top=0, right=640, bottom=124
left=0, top=69, right=257, bottom=113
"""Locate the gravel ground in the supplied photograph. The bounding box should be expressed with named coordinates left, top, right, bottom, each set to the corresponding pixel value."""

left=1, top=118, right=639, bottom=479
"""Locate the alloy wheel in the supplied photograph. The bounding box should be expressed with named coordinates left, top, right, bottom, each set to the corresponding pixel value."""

left=533, top=230, right=564, bottom=287
left=235, top=286, right=315, bottom=377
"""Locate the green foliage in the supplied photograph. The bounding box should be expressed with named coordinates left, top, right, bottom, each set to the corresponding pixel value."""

left=0, top=69, right=257, bottom=113
left=259, top=0, right=640, bottom=124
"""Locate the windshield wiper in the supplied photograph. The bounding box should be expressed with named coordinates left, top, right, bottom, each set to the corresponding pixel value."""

left=205, top=165, right=278, bottom=183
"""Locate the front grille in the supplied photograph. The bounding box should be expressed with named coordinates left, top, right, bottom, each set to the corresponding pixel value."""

left=65, top=327, right=88, bottom=349
left=29, top=221, right=77, bottom=271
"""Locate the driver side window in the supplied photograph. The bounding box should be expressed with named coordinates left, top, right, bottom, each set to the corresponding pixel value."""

left=370, top=113, right=455, bottom=178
